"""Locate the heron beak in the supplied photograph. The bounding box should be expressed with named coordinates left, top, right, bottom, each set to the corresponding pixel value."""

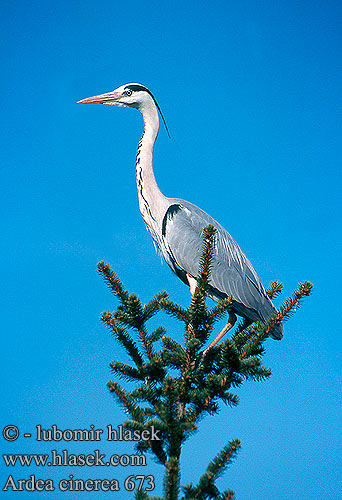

left=77, top=91, right=122, bottom=105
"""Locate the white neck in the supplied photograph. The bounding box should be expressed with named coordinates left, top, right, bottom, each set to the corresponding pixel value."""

left=136, top=101, right=168, bottom=235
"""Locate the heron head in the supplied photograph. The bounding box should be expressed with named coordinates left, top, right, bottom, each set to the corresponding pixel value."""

left=77, top=83, right=170, bottom=136
left=77, top=83, right=146, bottom=107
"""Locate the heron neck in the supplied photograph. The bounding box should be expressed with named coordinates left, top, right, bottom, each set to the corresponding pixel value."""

left=136, top=105, right=168, bottom=230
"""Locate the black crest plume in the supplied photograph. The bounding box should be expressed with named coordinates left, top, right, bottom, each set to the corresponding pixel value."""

left=125, top=84, right=171, bottom=138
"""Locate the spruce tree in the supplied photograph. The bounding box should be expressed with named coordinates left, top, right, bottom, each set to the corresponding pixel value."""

left=98, top=225, right=312, bottom=499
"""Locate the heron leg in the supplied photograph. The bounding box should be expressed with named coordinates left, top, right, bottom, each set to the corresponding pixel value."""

left=186, top=274, right=198, bottom=296
left=203, top=312, right=237, bottom=355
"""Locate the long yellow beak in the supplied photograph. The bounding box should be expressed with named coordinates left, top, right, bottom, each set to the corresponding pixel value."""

left=77, top=90, right=121, bottom=105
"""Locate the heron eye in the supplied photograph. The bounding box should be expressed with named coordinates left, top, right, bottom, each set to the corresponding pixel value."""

left=125, top=89, right=133, bottom=96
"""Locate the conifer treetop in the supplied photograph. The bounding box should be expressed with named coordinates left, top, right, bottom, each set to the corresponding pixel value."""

left=98, top=225, right=313, bottom=499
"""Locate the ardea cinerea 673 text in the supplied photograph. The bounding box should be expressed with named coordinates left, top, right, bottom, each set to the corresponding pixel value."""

left=78, top=83, right=284, bottom=349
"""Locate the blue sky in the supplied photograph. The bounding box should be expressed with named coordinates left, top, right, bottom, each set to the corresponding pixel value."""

left=1, top=1, right=341, bottom=498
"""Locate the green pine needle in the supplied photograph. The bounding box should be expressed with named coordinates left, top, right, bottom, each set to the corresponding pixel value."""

left=158, top=296, right=189, bottom=322
left=110, top=361, right=144, bottom=382
left=97, top=261, right=129, bottom=304
left=144, top=292, right=168, bottom=320
left=266, top=281, right=283, bottom=299
left=101, top=312, right=144, bottom=367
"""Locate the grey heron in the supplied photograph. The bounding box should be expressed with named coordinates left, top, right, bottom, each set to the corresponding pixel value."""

left=78, top=83, right=284, bottom=349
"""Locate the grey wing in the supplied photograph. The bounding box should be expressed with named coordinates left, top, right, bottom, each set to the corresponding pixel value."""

left=161, top=200, right=273, bottom=322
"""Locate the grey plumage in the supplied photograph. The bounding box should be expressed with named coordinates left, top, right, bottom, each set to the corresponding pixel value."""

left=158, top=199, right=283, bottom=340
left=78, top=82, right=284, bottom=342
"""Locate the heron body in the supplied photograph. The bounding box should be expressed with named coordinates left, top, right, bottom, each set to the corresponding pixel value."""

left=78, top=83, right=284, bottom=342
